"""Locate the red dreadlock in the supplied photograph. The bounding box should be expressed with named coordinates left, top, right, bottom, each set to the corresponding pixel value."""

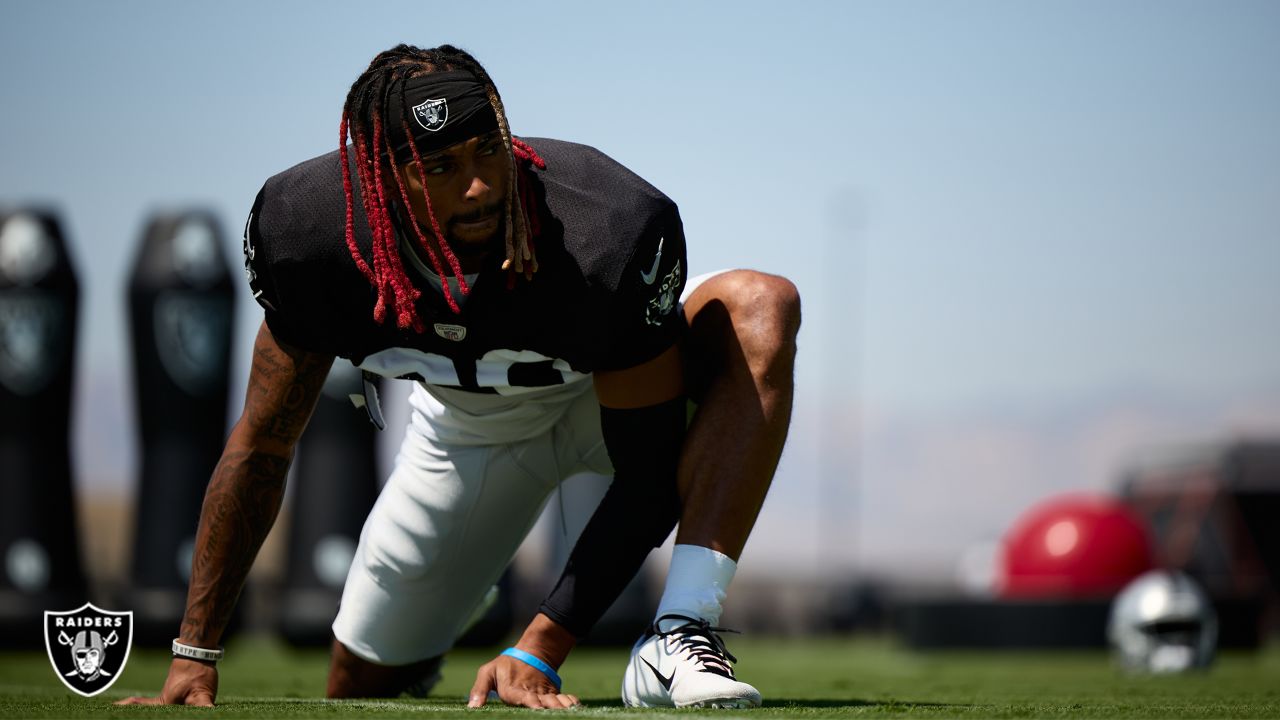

left=338, top=44, right=545, bottom=330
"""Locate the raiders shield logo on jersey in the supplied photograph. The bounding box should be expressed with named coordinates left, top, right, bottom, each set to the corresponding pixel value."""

left=645, top=259, right=683, bottom=327
left=412, top=98, right=448, bottom=132
left=44, top=603, right=133, bottom=697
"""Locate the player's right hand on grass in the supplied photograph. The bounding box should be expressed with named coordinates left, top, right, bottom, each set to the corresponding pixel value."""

left=468, top=653, right=578, bottom=710
left=115, top=658, right=219, bottom=707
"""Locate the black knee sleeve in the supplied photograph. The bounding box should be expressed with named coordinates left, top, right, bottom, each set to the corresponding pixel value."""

left=537, top=396, right=686, bottom=637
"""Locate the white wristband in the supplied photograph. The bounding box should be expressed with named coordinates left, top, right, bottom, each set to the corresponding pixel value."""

left=172, top=639, right=224, bottom=663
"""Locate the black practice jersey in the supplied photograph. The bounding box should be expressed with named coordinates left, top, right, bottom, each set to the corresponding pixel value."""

left=242, top=138, right=687, bottom=395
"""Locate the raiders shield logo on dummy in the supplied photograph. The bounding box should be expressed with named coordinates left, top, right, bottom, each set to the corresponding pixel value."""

left=44, top=604, right=133, bottom=697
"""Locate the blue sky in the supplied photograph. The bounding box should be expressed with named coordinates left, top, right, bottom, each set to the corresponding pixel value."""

left=3, top=1, right=1279, bottom=575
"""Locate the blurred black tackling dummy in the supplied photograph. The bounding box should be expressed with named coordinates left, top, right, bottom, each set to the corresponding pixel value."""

left=125, top=211, right=235, bottom=646
left=1123, top=441, right=1280, bottom=647
left=0, top=209, right=86, bottom=648
left=279, top=362, right=379, bottom=646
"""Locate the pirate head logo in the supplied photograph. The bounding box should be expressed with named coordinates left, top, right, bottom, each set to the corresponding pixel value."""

left=67, top=630, right=115, bottom=681
left=154, top=292, right=233, bottom=397
left=412, top=98, right=448, bottom=131
left=644, top=259, right=683, bottom=327
left=44, top=603, right=133, bottom=697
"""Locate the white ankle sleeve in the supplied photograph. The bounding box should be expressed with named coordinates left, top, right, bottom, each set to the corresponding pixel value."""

left=655, top=544, right=737, bottom=627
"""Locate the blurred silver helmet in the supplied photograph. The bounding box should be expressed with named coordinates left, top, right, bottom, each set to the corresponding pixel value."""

left=1107, top=570, right=1217, bottom=673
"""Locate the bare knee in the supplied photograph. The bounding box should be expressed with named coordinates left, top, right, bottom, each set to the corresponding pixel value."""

left=696, top=270, right=799, bottom=346
left=725, top=270, right=800, bottom=346
left=327, top=638, right=442, bottom=699
left=684, top=270, right=801, bottom=391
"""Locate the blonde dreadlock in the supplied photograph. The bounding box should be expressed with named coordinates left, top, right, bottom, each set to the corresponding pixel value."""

left=339, top=43, right=544, bottom=328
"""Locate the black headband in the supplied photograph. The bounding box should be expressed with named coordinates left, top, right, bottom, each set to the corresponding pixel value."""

left=382, top=70, right=501, bottom=162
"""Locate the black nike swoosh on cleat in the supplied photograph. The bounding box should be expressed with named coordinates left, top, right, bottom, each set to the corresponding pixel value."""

left=641, top=658, right=674, bottom=691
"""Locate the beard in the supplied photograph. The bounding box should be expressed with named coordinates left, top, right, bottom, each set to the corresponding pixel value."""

left=400, top=199, right=507, bottom=272
left=443, top=212, right=507, bottom=262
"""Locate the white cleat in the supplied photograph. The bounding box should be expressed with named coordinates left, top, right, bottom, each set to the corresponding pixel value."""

left=621, top=614, right=762, bottom=709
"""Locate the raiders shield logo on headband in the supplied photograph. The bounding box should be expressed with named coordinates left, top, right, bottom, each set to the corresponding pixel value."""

left=412, top=98, right=448, bottom=131
left=44, top=603, right=134, bottom=697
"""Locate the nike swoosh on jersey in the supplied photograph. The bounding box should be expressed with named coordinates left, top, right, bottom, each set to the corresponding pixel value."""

left=642, top=658, right=674, bottom=691
left=640, top=236, right=665, bottom=285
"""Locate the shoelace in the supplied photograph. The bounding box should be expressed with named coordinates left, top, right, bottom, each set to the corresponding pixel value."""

left=651, top=614, right=741, bottom=680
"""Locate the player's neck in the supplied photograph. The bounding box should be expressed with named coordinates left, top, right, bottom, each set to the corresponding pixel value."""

left=393, top=205, right=494, bottom=276
left=396, top=227, right=485, bottom=307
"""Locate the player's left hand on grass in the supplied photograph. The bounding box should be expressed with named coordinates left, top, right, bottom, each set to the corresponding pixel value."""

left=468, top=652, right=578, bottom=709
left=114, top=657, right=219, bottom=707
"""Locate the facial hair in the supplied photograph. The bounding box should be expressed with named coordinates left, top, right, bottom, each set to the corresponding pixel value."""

left=440, top=201, right=507, bottom=261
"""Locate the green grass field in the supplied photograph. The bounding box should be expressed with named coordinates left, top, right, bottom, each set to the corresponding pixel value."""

left=2, top=636, right=1278, bottom=718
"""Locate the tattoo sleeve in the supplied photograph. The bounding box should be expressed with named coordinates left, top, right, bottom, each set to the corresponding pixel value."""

left=179, top=322, right=333, bottom=647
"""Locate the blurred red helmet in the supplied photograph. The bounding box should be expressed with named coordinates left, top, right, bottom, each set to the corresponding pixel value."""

left=998, top=493, right=1155, bottom=599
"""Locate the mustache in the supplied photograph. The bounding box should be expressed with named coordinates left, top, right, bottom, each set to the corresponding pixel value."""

left=450, top=201, right=505, bottom=225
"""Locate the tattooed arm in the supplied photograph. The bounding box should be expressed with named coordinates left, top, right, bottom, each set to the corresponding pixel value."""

left=118, top=321, right=334, bottom=707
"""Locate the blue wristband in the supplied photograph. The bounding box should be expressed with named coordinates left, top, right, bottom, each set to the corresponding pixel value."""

left=501, top=647, right=563, bottom=691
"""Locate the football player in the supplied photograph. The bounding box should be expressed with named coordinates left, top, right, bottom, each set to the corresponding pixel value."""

left=119, top=43, right=798, bottom=710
